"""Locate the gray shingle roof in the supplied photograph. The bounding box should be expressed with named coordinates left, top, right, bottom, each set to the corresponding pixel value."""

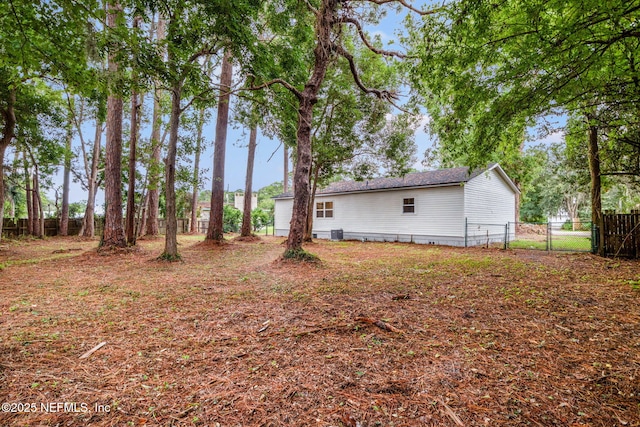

left=274, top=166, right=492, bottom=199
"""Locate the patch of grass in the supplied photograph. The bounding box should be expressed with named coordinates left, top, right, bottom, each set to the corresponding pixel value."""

left=282, top=248, right=320, bottom=263
left=442, top=255, right=495, bottom=270
left=509, top=240, right=548, bottom=250
left=157, top=252, right=183, bottom=262
left=510, top=237, right=592, bottom=251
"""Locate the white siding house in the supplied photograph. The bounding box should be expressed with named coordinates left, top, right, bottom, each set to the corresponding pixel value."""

left=274, top=164, right=519, bottom=247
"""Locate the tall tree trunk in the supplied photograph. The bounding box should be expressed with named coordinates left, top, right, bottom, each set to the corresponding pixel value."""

left=303, top=165, right=320, bottom=242
left=283, top=145, right=289, bottom=193
left=514, top=182, right=521, bottom=223
left=0, top=88, right=16, bottom=241
left=59, top=122, right=72, bottom=236
left=27, top=150, right=44, bottom=239
left=286, top=0, right=336, bottom=252
left=126, top=82, right=140, bottom=244
left=206, top=51, right=233, bottom=242
left=190, top=105, right=205, bottom=233
left=138, top=191, right=149, bottom=237
left=32, top=178, right=39, bottom=235
left=102, top=0, right=127, bottom=248
left=34, top=172, right=44, bottom=238
left=161, top=81, right=182, bottom=259
left=126, top=16, right=141, bottom=245
left=587, top=119, right=604, bottom=256
left=146, top=17, right=166, bottom=237
left=80, top=117, right=103, bottom=237
left=241, top=124, right=258, bottom=237
left=24, top=153, right=34, bottom=235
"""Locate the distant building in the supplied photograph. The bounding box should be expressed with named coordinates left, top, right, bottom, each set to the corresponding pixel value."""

left=233, top=192, right=258, bottom=212
left=197, top=193, right=258, bottom=221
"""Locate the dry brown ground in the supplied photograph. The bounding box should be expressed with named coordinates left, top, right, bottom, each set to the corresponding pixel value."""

left=0, top=235, right=638, bottom=427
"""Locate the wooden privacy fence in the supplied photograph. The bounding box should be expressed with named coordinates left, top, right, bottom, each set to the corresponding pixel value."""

left=1, top=218, right=100, bottom=237
left=600, top=211, right=640, bottom=258
left=2, top=218, right=191, bottom=238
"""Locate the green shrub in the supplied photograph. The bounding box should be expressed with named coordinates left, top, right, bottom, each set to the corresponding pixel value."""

left=223, top=205, right=242, bottom=233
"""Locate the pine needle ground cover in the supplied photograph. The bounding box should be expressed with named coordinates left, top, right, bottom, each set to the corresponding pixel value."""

left=0, top=235, right=638, bottom=426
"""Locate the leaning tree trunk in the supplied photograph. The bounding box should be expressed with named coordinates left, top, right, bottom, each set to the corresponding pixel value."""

left=206, top=51, right=233, bottom=242
left=59, top=122, right=72, bottom=236
left=161, top=81, right=182, bottom=259
left=0, top=88, right=17, bottom=241
left=283, top=145, right=289, bottom=193
left=190, top=105, right=205, bottom=233
left=240, top=124, right=258, bottom=237
left=126, top=16, right=142, bottom=245
left=32, top=174, right=39, bottom=236
left=587, top=120, right=604, bottom=256
left=126, top=83, right=140, bottom=245
left=137, top=191, right=148, bottom=237
left=145, top=17, right=166, bottom=237
left=27, top=153, right=44, bottom=239
left=102, top=1, right=127, bottom=248
left=80, top=117, right=103, bottom=237
left=285, top=0, right=336, bottom=253
left=23, top=152, right=34, bottom=235
left=34, top=172, right=44, bottom=238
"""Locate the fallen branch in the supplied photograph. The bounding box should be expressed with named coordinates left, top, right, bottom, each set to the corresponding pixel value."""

left=355, top=317, right=404, bottom=334
left=295, top=323, right=350, bottom=336
left=79, top=341, right=107, bottom=359
left=439, top=398, right=464, bottom=426
left=52, top=248, right=83, bottom=254
left=555, top=324, right=573, bottom=333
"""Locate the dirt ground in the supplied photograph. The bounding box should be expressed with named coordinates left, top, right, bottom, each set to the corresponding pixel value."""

left=0, top=235, right=638, bottom=427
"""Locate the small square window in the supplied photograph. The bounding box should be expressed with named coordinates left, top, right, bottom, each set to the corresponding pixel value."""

left=316, top=201, right=334, bottom=218
left=403, top=198, right=415, bottom=213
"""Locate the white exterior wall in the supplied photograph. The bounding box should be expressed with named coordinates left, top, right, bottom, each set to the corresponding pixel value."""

left=276, top=186, right=466, bottom=245
left=463, top=167, right=516, bottom=245
left=274, top=167, right=517, bottom=247
left=274, top=198, right=293, bottom=236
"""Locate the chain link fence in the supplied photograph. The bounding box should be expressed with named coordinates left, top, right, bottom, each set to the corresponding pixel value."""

left=463, top=220, right=593, bottom=252
left=507, top=221, right=593, bottom=252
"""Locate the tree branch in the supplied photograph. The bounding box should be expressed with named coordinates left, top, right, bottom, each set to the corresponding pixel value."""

left=302, top=0, right=319, bottom=15
left=363, top=0, right=441, bottom=16
left=339, top=17, right=406, bottom=58
left=333, top=44, right=399, bottom=102
left=245, top=78, right=303, bottom=100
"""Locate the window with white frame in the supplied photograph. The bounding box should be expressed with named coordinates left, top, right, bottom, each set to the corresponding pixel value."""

left=316, top=201, right=334, bottom=218
left=403, top=198, right=415, bottom=213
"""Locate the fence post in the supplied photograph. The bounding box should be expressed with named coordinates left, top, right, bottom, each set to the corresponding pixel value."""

left=547, top=222, right=551, bottom=252
left=504, top=223, right=508, bottom=250
left=464, top=217, right=468, bottom=248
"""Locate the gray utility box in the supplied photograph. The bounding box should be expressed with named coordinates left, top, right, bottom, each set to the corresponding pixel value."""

left=331, top=229, right=344, bottom=241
